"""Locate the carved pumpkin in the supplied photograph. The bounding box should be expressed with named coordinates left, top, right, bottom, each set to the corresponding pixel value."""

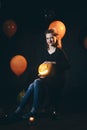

left=3, top=20, right=17, bottom=38
left=38, top=62, right=55, bottom=77
left=17, top=89, right=25, bottom=103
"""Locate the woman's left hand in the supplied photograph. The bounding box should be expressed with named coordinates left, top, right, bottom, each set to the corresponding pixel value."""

left=43, top=61, right=56, bottom=64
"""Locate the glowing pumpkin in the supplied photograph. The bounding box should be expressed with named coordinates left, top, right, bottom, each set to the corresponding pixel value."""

left=3, top=20, right=17, bottom=38
left=38, top=62, right=55, bottom=77
left=10, top=55, right=28, bottom=76
left=48, top=20, right=66, bottom=40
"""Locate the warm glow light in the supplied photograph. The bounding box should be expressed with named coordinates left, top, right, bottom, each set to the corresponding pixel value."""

left=29, top=117, right=35, bottom=122
left=38, top=62, right=55, bottom=77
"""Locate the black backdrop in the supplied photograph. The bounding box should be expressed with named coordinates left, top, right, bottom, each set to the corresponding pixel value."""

left=0, top=0, right=87, bottom=113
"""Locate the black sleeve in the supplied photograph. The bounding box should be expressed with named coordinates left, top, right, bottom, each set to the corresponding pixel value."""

left=56, top=49, right=70, bottom=72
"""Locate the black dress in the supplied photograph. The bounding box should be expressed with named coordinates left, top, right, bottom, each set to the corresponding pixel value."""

left=34, top=47, right=70, bottom=111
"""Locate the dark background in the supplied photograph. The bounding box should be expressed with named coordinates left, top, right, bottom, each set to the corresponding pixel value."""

left=0, top=0, right=87, bottom=113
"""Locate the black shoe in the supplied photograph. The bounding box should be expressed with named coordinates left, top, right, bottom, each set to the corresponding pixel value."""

left=22, top=112, right=36, bottom=119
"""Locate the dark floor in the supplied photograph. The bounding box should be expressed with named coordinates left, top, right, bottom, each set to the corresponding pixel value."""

left=0, top=112, right=87, bottom=130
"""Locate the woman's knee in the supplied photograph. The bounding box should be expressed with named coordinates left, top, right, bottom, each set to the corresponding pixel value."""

left=27, top=82, right=34, bottom=90
left=34, top=78, right=41, bottom=85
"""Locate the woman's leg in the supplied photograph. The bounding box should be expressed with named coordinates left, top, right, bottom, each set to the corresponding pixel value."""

left=30, top=78, right=42, bottom=113
left=22, top=78, right=42, bottom=118
left=14, top=82, right=34, bottom=114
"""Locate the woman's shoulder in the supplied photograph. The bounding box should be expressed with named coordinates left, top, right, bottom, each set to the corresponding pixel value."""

left=56, top=48, right=68, bottom=58
left=56, top=48, right=65, bottom=53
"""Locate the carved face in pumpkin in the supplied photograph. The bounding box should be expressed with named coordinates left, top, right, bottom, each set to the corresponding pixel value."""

left=38, top=62, right=55, bottom=77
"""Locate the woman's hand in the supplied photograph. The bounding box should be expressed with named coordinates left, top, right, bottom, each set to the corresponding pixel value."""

left=43, top=61, right=56, bottom=64
left=38, top=73, right=46, bottom=78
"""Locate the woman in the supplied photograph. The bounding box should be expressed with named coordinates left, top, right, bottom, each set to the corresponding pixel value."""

left=13, top=29, right=70, bottom=119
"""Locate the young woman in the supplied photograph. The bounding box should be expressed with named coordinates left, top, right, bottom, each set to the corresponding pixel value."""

left=13, top=29, right=70, bottom=119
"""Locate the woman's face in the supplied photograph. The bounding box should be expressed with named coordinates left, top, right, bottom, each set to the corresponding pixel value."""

left=46, top=33, right=57, bottom=46
left=84, top=36, right=87, bottom=49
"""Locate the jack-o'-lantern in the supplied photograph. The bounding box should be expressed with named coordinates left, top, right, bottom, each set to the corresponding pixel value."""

left=38, top=62, right=55, bottom=77
left=3, top=20, right=17, bottom=38
left=17, top=89, right=25, bottom=103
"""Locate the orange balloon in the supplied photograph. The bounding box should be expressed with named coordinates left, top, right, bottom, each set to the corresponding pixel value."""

left=48, top=20, right=66, bottom=39
left=3, top=20, right=17, bottom=37
left=10, top=55, right=28, bottom=76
